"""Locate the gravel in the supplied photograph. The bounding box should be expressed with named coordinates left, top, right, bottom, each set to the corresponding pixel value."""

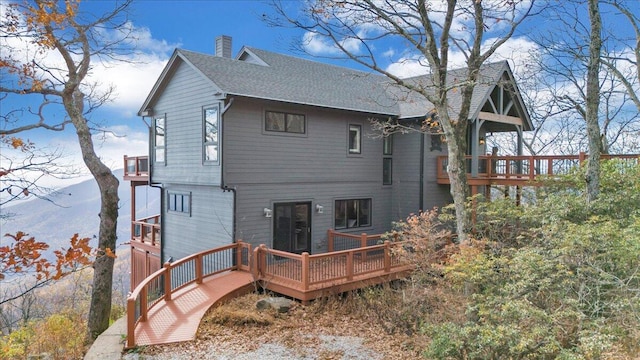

left=122, top=335, right=383, bottom=360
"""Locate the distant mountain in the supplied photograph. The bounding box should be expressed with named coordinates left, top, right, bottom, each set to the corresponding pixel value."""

left=0, top=169, right=160, bottom=261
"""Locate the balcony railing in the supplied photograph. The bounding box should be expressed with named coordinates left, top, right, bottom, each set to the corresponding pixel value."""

left=131, top=215, right=161, bottom=249
left=437, top=153, right=640, bottom=185
left=124, top=155, right=149, bottom=181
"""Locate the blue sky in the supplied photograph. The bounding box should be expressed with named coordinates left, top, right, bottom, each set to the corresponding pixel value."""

left=1, top=0, right=638, bottom=189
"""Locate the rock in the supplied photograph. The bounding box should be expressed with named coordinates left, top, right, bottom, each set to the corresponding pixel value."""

left=256, top=297, right=294, bottom=313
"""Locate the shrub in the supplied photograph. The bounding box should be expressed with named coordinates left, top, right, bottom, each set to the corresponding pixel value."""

left=420, top=161, right=640, bottom=358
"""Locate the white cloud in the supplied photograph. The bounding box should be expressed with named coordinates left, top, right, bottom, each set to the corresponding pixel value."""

left=0, top=3, right=176, bottom=117
left=384, top=36, right=541, bottom=79
left=35, top=126, right=149, bottom=189
left=303, top=31, right=362, bottom=56
left=91, top=55, right=168, bottom=117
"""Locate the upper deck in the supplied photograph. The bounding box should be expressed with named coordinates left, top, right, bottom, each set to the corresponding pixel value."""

left=123, top=155, right=149, bottom=183
left=437, top=153, right=640, bottom=186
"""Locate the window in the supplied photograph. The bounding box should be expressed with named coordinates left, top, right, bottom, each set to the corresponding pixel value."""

left=167, top=191, right=190, bottom=214
left=153, top=117, right=165, bottom=163
left=383, top=134, right=392, bottom=185
left=383, top=135, right=393, bottom=155
left=348, top=125, right=361, bottom=154
left=383, top=158, right=392, bottom=185
left=334, top=199, right=371, bottom=229
left=265, top=111, right=305, bottom=134
left=203, top=106, right=219, bottom=163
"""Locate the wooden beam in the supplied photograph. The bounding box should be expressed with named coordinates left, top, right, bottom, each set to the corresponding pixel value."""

left=478, top=111, right=523, bottom=126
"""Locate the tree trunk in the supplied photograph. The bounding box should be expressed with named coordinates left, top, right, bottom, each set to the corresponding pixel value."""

left=585, top=0, right=603, bottom=203
left=439, top=107, right=470, bottom=244
left=64, top=90, right=119, bottom=343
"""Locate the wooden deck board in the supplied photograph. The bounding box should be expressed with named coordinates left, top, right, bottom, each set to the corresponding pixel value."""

left=134, top=271, right=254, bottom=346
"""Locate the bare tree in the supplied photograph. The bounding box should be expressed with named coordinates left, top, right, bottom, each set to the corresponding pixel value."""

left=602, top=0, right=640, bottom=113
left=585, top=0, right=603, bottom=202
left=270, top=0, right=536, bottom=242
left=0, top=0, right=134, bottom=342
left=0, top=136, right=79, bottom=217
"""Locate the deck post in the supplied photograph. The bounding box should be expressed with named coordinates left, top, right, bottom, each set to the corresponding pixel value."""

left=384, top=241, right=391, bottom=273
left=529, top=155, right=535, bottom=180
left=361, top=233, right=368, bottom=261
left=252, top=246, right=261, bottom=279
left=140, top=286, right=148, bottom=322
left=195, top=254, right=203, bottom=285
left=163, top=262, right=172, bottom=302
left=126, top=297, right=136, bottom=349
left=346, top=251, right=354, bottom=281
left=579, top=152, right=586, bottom=164
left=301, top=252, right=310, bottom=291
left=235, top=241, right=243, bottom=270
left=327, top=230, right=334, bottom=253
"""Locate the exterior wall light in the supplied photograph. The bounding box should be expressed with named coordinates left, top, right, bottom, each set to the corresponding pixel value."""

left=316, top=204, right=324, bottom=214
left=264, top=208, right=272, bottom=218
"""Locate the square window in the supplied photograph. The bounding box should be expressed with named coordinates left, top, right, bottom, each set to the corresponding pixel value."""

left=167, top=192, right=191, bottom=215
left=334, top=198, right=371, bottom=229
left=266, top=111, right=286, bottom=132
left=349, top=124, right=361, bottom=154
left=286, top=114, right=305, bottom=133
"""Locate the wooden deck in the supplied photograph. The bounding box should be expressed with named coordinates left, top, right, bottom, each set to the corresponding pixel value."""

left=126, top=235, right=413, bottom=349
left=436, top=153, right=640, bottom=186
left=133, top=271, right=254, bottom=346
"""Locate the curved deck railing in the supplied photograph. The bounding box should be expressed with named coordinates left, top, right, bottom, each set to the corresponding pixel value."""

left=126, top=233, right=413, bottom=349
left=126, top=241, right=252, bottom=349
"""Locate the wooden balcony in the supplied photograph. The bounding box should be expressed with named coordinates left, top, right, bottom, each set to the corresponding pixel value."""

left=123, top=155, right=149, bottom=182
left=126, top=231, right=413, bottom=349
left=131, top=215, right=161, bottom=250
left=437, top=153, right=640, bottom=186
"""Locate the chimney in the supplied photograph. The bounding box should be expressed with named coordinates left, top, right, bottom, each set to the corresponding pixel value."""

left=215, top=35, right=232, bottom=58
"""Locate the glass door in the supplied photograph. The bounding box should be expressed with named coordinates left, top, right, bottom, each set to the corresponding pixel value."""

left=273, top=202, right=311, bottom=254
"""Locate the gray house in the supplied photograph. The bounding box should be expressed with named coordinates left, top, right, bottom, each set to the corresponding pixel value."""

left=137, top=36, right=532, bottom=264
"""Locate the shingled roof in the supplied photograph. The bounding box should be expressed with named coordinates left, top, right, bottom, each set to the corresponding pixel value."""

left=139, top=45, right=529, bottom=128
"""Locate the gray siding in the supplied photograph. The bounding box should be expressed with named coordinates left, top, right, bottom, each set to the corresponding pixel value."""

left=233, top=184, right=392, bottom=253
left=162, top=184, right=233, bottom=262
left=224, top=98, right=382, bottom=184
left=392, top=131, right=452, bottom=221
left=151, top=60, right=223, bottom=186
left=224, top=98, right=393, bottom=252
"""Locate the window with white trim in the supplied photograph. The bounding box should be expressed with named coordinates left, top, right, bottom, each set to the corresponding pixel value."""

left=153, top=117, right=165, bottom=163
left=334, top=198, right=371, bottom=229
left=203, top=106, right=219, bottom=163
left=348, top=124, right=361, bottom=154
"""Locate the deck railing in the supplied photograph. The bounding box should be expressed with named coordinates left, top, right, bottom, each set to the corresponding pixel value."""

left=124, top=155, right=149, bottom=178
left=437, top=153, right=640, bottom=183
left=327, top=229, right=388, bottom=252
left=131, top=215, right=161, bottom=248
left=126, top=241, right=252, bottom=349
left=253, top=240, right=408, bottom=292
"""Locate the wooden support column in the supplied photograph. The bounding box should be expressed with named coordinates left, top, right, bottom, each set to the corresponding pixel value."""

left=164, top=262, right=172, bottom=301
left=301, top=252, right=310, bottom=291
